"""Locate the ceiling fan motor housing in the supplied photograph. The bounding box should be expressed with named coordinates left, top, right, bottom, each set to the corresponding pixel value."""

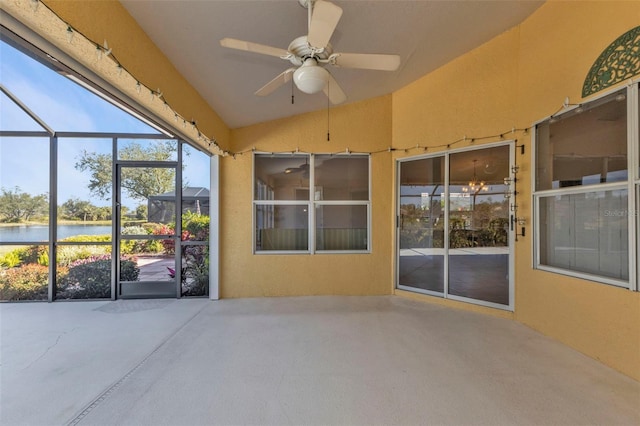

left=287, top=35, right=333, bottom=66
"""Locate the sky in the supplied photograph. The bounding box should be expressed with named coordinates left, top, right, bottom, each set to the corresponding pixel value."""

left=0, top=39, right=210, bottom=210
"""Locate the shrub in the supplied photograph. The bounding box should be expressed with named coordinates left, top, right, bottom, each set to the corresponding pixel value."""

left=150, top=216, right=210, bottom=255
left=0, top=245, right=50, bottom=268
left=0, top=264, right=61, bottom=301
left=3, top=243, right=111, bottom=269
left=119, top=258, right=140, bottom=282
left=120, top=226, right=163, bottom=254
left=38, top=250, right=49, bottom=266
left=20, top=245, right=49, bottom=266
left=61, top=235, right=111, bottom=243
left=143, top=239, right=164, bottom=253
left=120, top=240, right=137, bottom=255
left=399, top=227, right=432, bottom=248
left=0, top=250, right=21, bottom=268
left=183, top=212, right=210, bottom=240
left=181, top=245, right=209, bottom=297
left=57, top=245, right=110, bottom=267
left=142, top=222, right=161, bottom=234
left=121, top=226, right=148, bottom=235
left=121, top=226, right=148, bottom=254
left=57, top=255, right=139, bottom=299
left=153, top=224, right=176, bottom=254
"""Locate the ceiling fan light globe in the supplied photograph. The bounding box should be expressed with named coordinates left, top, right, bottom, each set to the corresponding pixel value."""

left=293, top=65, right=329, bottom=94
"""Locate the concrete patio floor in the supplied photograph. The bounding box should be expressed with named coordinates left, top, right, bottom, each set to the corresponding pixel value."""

left=1, top=296, right=638, bottom=425
left=136, top=256, right=175, bottom=281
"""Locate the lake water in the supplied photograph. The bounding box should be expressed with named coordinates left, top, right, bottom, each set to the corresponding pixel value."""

left=0, top=224, right=112, bottom=243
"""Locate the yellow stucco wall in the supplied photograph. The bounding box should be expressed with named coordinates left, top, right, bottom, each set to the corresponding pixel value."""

left=392, top=1, right=640, bottom=380
left=516, top=0, right=640, bottom=382
left=393, top=25, right=521, bottom=150
left=224, top=96, right=394, bottom=297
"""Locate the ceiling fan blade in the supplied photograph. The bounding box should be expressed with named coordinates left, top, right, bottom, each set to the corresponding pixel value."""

left=308, top=0, right=343, bottom=49
left=220, top=38, right=289, bottom=58
left=323, top=73, right=347, bottom=105
left=330, top=53, right=401, bottom=71
left=255, top=68, right=296, bottom=97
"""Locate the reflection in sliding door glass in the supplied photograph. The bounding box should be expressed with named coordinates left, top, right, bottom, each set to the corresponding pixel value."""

left=448, top=146, right=510, bottom=305
left=398, top=157, right=445, bottom=293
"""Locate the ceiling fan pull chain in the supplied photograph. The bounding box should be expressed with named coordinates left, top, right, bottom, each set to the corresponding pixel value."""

left=308, top=0, right=313, bottom=39
left=291, top=77, right=295, bottom=104
left=327, top=81, right=330, bottom=142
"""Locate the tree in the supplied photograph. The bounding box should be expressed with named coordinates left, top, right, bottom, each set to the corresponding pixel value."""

left=75, top=141, right=178, bottom=203
left=61, top=198, right=98, bottom=221
left=0, top=187, right=48, bottom=223
left=135, top=204, right=148, bottom=220
left=120, top=205, right=131, bottom=219
left=95, top=206, right=112, bottom=221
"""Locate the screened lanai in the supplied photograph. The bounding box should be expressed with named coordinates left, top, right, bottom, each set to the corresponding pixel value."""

left=0, top=35, right=215, bottom=301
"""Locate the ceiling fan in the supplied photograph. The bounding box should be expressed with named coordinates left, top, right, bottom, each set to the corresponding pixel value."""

left=284, top=158, right=309, bottom=176
left=220, top=0, right=401, bottom=104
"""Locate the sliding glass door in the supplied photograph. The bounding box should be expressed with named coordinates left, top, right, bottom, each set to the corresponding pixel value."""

left=447, top=145, right=511, bottom=306
left=397, top=143, right=514, bottom=310
left=398, top=157, right=445, bottom=294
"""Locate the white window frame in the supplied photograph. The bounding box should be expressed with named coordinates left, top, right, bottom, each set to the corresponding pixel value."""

left=631, top=82, right=639, bottom=291
left=252, top=152, right=371, bottom=255
left=532, top=82, right=639, bottom=291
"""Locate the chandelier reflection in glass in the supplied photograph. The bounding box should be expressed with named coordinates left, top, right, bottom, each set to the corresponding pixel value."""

left=462, top=160, right=489, bottom=193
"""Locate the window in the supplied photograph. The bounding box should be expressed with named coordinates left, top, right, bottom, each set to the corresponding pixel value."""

left=253, top=153, right=370, bottom=253
left=538, top=189, right=628, bottom=281
left=535, top=90, right=627, bottom=191
left=534, top=87, right=637, bottom=288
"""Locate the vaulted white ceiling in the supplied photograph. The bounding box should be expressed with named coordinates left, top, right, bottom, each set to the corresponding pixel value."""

left=120, top=0, right=544, bottom=129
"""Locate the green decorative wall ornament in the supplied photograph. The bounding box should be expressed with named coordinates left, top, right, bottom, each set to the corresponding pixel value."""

left=582, top=26, right=640, bottom=98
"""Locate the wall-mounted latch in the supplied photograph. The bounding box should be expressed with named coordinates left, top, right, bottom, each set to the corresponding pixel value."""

left=511, top=215, right=526, bottom=238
